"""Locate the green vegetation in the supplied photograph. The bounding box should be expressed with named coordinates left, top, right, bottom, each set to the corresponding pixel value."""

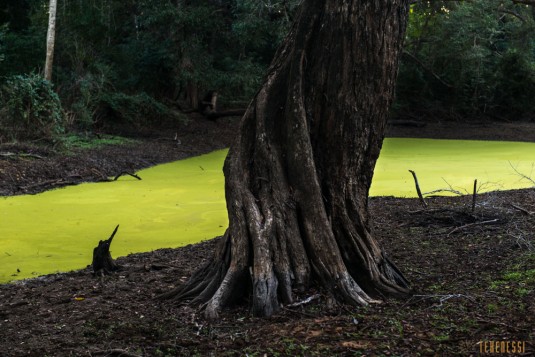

left=0, top=73, right=64, bottom=142
left=60, top=133, right=137, bottom=150
left=1, top=0, right=534, bottom=143
left=490, top=254, right=535, bottom=297
left=0, top=0, right=299, bottom=138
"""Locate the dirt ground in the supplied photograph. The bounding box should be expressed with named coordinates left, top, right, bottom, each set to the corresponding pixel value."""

left=0, top=117, right=534, bottom=356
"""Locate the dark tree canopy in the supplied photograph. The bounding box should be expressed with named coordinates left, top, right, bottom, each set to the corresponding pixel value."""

left=161, top=0, right=412, bottom=318
left=1, top=0, right=534, bottom=138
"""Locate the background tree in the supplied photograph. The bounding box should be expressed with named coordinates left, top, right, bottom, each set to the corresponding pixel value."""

left=44, top=0, right=57, bottom=81
left=162, top=0, right=412, bottom=318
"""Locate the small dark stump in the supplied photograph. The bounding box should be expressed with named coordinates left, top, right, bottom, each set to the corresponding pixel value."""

left=92, top=224, right=120, bottom=276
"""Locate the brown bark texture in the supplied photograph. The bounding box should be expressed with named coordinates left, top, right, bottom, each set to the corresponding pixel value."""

left=163, top=0, right=412, bottom=318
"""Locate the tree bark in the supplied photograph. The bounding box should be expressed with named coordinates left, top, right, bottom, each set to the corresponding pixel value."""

left=44, top=0, right=57, bottom=82
left=163, top=0, right=412, bottom=318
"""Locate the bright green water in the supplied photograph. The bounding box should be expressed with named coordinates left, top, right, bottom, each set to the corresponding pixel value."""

left=371, top=138, right=535, bottom=196
left=1, top=138, right=534, bottom=283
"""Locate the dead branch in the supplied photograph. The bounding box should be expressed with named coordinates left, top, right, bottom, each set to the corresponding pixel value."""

left=0, top=152, right=45, bottom=160
left=281, top=306, right=318, bottom=317
left=447, top=219, right=500, bottom=236
left=423, top=178, right=465, bottom=196
left=20, top=179, right=65, bottom=190
left=90, top=168, right=108, bottom=181
left=409, top=170, right=428, bottom=208
left=286, top=294, right=321, bottom=308
left=510, top=203, right=534, bottom=215
left=423, top=189, right=463, bottom=196
left=113, top=172, right=142, bottom=181
left=509, top=161, right=535, bottom=186
left=91, top=349, right=142, bottom=357
left=472, top=179, right=478, bottom=212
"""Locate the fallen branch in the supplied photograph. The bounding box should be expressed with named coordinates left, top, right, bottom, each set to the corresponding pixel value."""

left=510, top=203, right=534, bottom=216
left=20, top=179, right=65, bottom=190
left=90, top=168, right=108, bottom=181
left=91, top=349, right=142, bottom=357
left=423, top=188, right=463, bottom=196
left=286, top=294, right=321, bottom=308
left=409, top=170, right=428, bottom=208
left=281, top=306, right=317, bottom=317
left=0, top=152, right=45, bottom=160
left=403, top=293, right=475, bottom=309
left=447, top=219, right=500, bottom=236
left=113, top=171, right=142, bottom=181
left=424, top=178, right=465, bottom=197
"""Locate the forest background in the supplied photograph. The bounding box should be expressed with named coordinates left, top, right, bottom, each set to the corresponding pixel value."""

left=1, top=0, right=534, bottom=144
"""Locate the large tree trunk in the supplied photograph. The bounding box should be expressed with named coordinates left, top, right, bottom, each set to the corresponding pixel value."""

left=44, top=0, right=57, bottom=82
left=163, top=0, right=411, bottom=318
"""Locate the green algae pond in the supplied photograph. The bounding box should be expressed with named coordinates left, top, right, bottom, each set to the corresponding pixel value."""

left=1, top=138, right=535, bottom=283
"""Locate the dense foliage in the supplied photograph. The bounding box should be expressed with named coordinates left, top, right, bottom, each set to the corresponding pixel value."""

left=0, top=0, right=534, bottom=138
left=0, top=73, right=64, bottom=142
left=0, top=0, right=299, bottom=133
left=396, top=0, right=535, bottom=120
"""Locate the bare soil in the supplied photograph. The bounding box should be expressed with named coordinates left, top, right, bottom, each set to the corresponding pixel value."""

left=0, top=117, right=534, bottom=356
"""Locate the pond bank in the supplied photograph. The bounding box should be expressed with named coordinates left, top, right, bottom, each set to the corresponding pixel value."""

left=1, top=118, right=534, bottom=197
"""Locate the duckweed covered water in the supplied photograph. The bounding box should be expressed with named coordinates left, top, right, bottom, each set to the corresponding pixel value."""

left=1, top=139, right=534, bottom=282
left=371, top=139, right=535, bottom=196
left=1, top=150, right=229, bottom=283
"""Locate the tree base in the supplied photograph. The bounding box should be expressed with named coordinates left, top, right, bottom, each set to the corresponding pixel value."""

left=161, top=0, right=412, bottom=319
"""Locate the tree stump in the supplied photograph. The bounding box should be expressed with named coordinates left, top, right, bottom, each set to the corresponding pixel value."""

left=92, top=225, right=120, bottom=275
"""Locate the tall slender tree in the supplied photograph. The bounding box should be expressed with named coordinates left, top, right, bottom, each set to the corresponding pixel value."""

left=162, top=0, right=412, bottom=318
left=44, top=0, right=57, bottom=82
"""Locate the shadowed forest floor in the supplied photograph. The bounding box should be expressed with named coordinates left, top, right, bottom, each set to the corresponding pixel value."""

left=0, top=116, right=534, bottom=356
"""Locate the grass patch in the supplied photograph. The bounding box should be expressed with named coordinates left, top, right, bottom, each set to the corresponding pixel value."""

left=489, top=254, right=535, bottom=296
left=60, top=133, right=137, bottom=151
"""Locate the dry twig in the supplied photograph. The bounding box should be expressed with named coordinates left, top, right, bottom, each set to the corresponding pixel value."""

left=472, top=179, right=478, bottom=212
left=447, top=219, right=500, bottom=236
left=510, top=203, right=534, bottom=215
left=509, top=161, right=535, bottom=186
left=409, top=170, right=428, bottom=208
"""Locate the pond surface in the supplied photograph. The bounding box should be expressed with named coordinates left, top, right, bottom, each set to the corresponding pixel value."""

left=1, top=138, right=534, bottom=282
